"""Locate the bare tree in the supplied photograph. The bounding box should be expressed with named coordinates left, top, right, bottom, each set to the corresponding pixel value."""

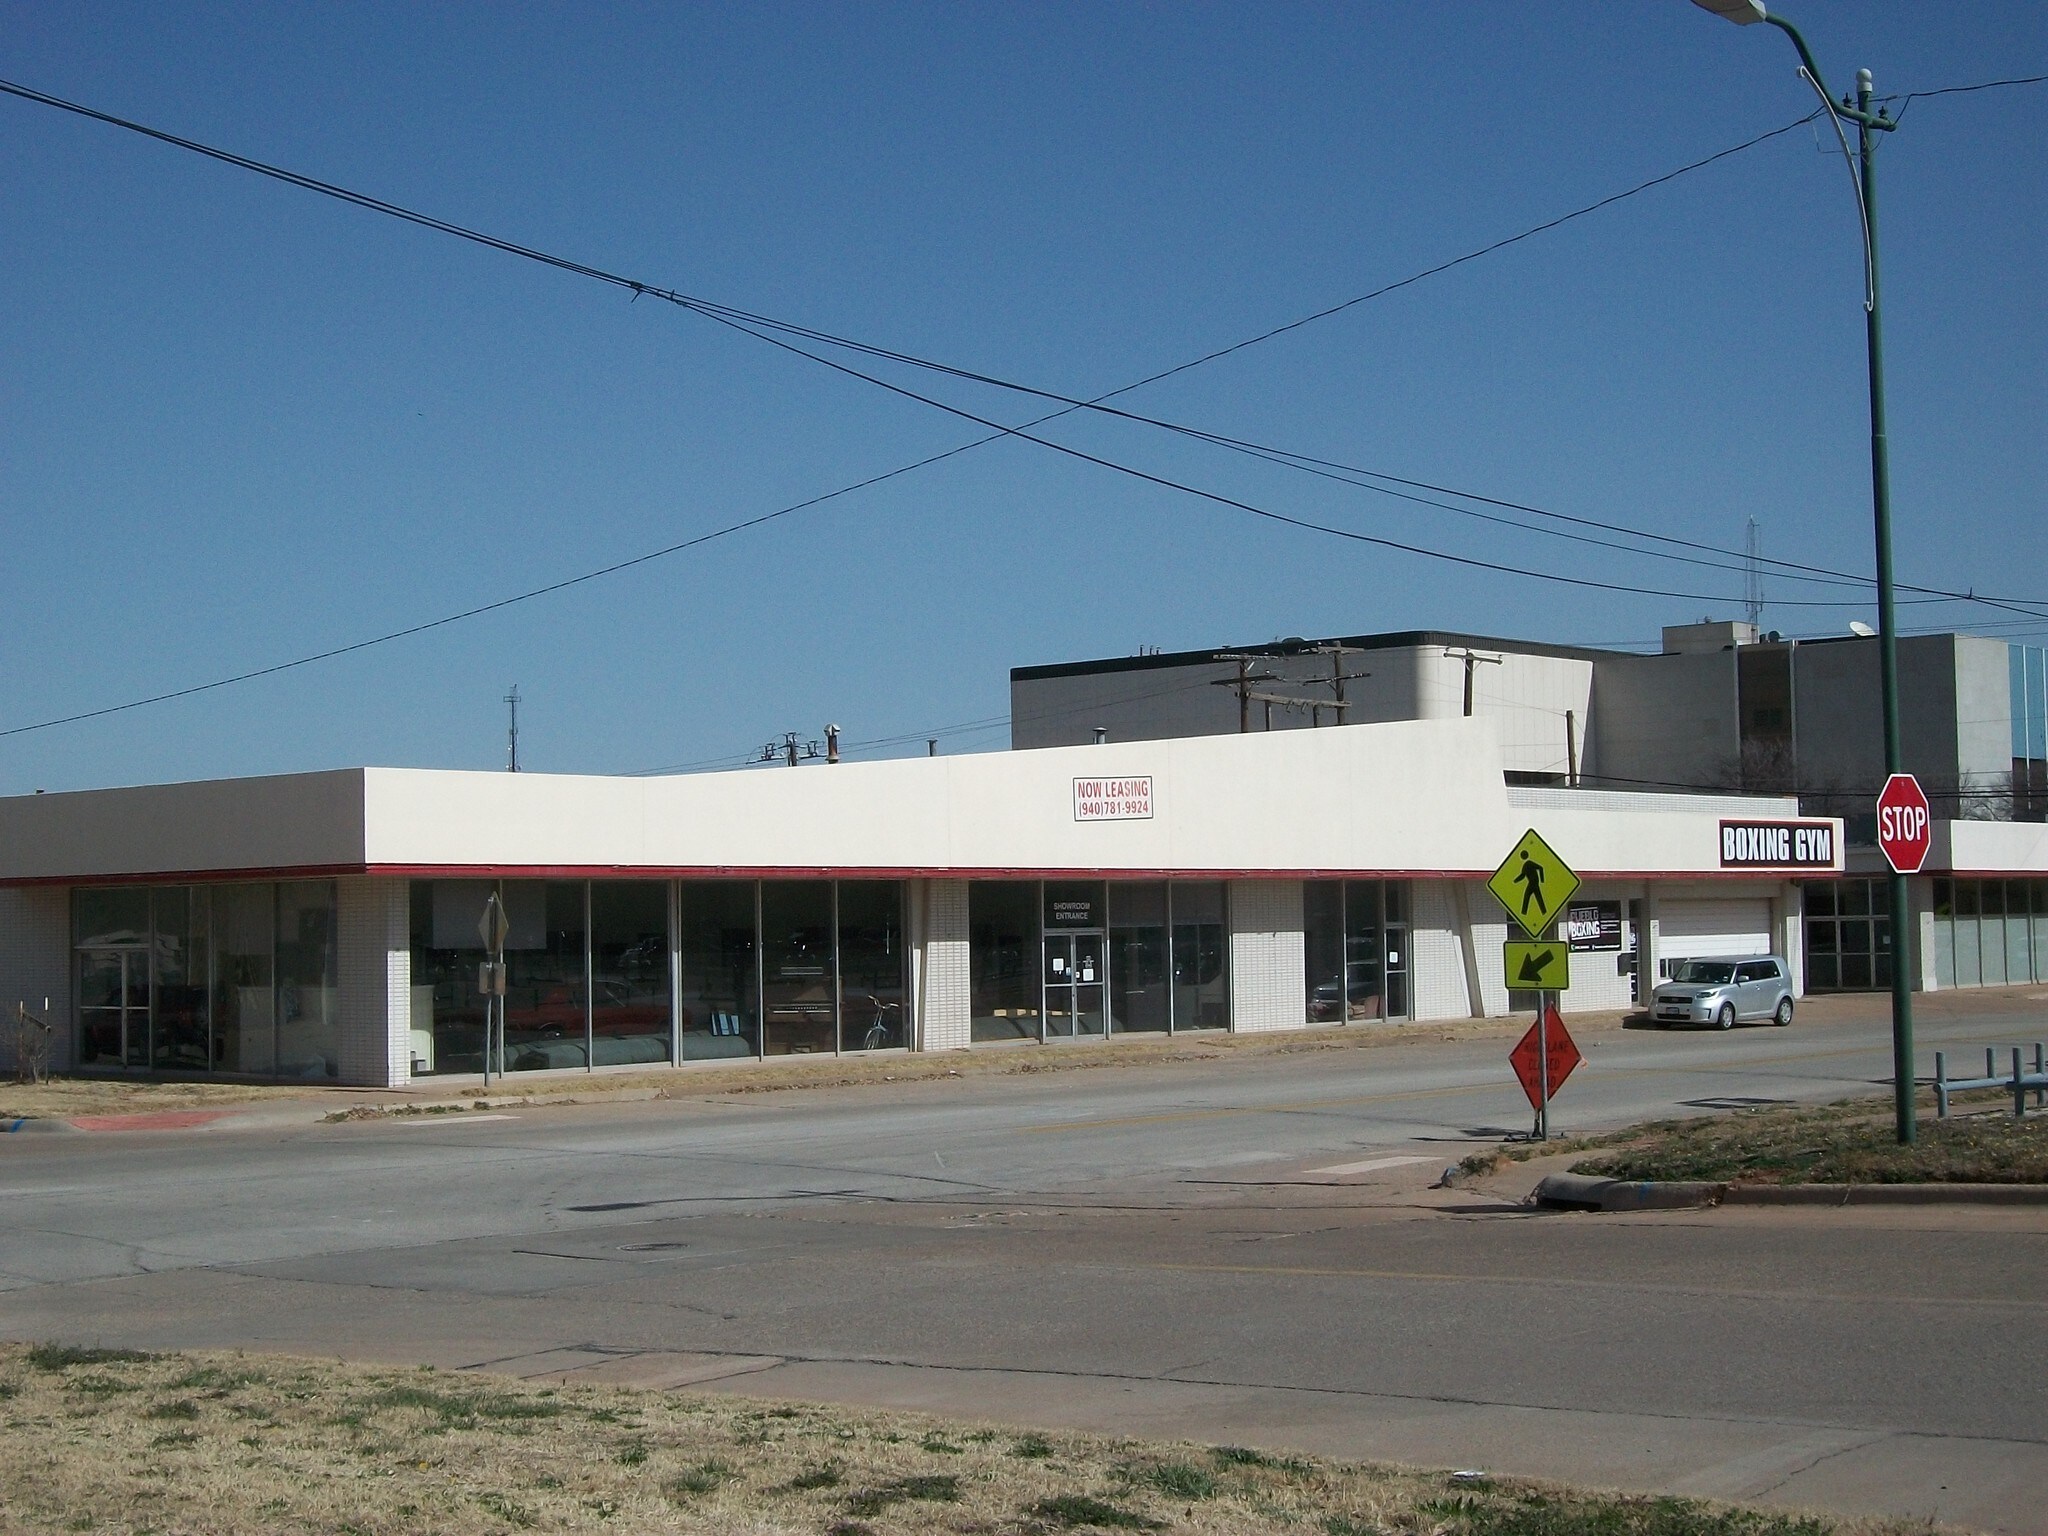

left=12, top=1002, right=53, bottom=1086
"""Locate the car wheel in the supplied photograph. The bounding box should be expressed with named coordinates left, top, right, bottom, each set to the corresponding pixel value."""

left=1715, top=1002, right=1736, bottom=1031
left=1774, top=996, right=1794, bottom=1027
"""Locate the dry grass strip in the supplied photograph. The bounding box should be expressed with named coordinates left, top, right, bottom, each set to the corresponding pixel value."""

left=1459, top=1090, right=2048, bottom=1186
left=0, top=1344, right=1948, bottom=1535
left=0, top=1015, right=1561, bottom=1122
left=0, top=1075, right=322, bottom=1121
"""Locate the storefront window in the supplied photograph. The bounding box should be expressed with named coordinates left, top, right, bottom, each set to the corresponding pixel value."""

left=837, top=881, right=906, bottom=1050
left=1304, top=880, right=1344, bottom=1023
left=763, top=881, right=835, bottom=1055
left=1802, top=878, right=1891, bottom=992
left=1926, top=877, right=2048, bottom=993
left=275, top=882, right=339, bottom=1078
left=970, top=882, right=1040, bottom=1042
left=73, top=880, right=334, bottom=1080
left=1343, top=880, right=1386, bottom=1022
left=591, top=882, right=673, bottom=1067
left=76, top=888, right=149, bottom=947
left=1305, top=880, right=1406, bottom=1022
left=679, top=881, right=759, bottom=1061
left=1171, top=881, right=1229, bottom=1030
left=151, top=887, right=210, bottom=1072
left=215, top=884, right=277, bottom=1074
left=501, top=882, right=587, bottom=1073
left=1384, top=882, right=1411, bottom=1019
left=410, top=880, right=490, bottom=1075
left=1109, top=882, right=1168, bottom=1034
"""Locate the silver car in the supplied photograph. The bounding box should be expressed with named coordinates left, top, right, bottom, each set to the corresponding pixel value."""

left=1649, top=955, right=1794, bottom=1029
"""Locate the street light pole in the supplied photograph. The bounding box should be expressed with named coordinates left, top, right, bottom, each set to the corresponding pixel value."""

left=1692, top=1, right=1914, bottom=1142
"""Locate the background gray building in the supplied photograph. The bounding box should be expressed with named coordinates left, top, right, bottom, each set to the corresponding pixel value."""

left=1013, top=621, right=2042, bottom=827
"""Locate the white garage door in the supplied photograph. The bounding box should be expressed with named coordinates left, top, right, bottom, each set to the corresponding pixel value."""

left=1656, top=898, right=1772, bottom=977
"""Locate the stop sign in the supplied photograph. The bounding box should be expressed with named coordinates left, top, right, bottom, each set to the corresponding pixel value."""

left=1876, top=773, right=1932, bottom=874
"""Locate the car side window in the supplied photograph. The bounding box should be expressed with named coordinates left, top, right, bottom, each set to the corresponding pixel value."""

left=1735, top=962, right=1763, bottom=982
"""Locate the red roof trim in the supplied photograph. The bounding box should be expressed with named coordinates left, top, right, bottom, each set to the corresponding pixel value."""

left=2, top=862, right=1844, bottom=887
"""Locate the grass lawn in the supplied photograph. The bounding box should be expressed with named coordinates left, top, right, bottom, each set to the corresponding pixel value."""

left=0, top=1344, right=1939, bottom=1536
left=0, top=1075, right=323, bottom=1122
left=1462, top=1091, right=2048, bottom=1186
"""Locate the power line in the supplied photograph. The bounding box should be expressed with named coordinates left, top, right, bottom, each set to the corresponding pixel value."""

left=0, top=75, right=1874, bottom=597
left=2, top=75, right=2039, bottom=739
left=690, top=299, right=1981, bottom=611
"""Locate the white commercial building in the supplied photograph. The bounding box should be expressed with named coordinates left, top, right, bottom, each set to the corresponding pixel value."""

left=0, top=718, right=1844, bottom=1088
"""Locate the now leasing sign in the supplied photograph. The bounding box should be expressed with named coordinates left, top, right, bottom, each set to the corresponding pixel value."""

left=1719, top=819, right=1836, bottom=869
left=1073, top=775, right=1153, bottom=821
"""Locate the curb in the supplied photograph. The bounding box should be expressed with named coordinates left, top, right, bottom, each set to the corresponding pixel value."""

left=1532, top=1172, right=2048, bottom=1210
left=324, top=1086, right=667, bottom=1122
left=1531, top=1173, right=1725, bottom=1211
left=0, top=1117, right=79, bottom=1135
left=1723, top=1181, right=2048, bottom=1206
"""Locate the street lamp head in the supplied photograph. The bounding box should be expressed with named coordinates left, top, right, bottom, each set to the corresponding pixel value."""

left=1691, top=0, right=1766, bottom=23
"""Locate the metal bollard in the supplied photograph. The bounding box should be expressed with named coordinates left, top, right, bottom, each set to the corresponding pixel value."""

left=2036, top=1042, right=2045, bottom=1110
left=2017, top=1048, right=2028, bottom=1120
left=1987, top=1047, right=1997, bottom=1081
left=1935, top=1051, right=1949, bottom=1119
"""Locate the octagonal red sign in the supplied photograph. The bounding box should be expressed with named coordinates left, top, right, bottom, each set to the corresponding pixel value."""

left=1875, top=773, right=1932, bottom=874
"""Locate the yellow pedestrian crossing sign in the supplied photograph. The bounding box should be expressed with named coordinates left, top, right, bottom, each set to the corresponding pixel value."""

left=1489, top=828, right=1579, bottom=939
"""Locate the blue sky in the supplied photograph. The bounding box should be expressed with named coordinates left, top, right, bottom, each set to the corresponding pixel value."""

left=2, top=2, right=2042, bottom=789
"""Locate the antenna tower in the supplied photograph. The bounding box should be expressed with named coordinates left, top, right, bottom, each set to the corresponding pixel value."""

left=505, top=685, right=521, bottom=772
left=1744, top=518, right=1765, bottom=629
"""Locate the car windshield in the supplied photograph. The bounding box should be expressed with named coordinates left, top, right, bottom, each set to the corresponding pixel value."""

left=1673, top=961, right=1737, bottom=985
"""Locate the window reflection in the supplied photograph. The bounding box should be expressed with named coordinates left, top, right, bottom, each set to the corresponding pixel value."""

left=151, top=887, right=209, bottom=1072
left=1170, top=881, right=1229, bottom=1030
left=838, top=881, right=905, bottom=1050
left=1305, top=880, right=1406, bottom=1023
left=763, top=881, right=835, bottom=1055
left=679, top=881, right=759, bottom=1061
left=970, top=882, right=1040, bottom=1042
left=1109, top=883, right=1168, bottom=1034
left=592, top=882, right=673, bottom=1066
left=503, top=882, right=587, bottom=1073
left=71, top=881, right=334, bottom=1078
left=275, top=882, right=339, bottom=1078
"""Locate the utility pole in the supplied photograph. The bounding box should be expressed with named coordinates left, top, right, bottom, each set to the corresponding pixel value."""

left=504, top=685, right=521, bottom=772
left=1211, top=654, right=1283, bottom=733
left=1308, top=643, right=1371, bottom=727
left=759, top=732, right=823, bottom=767
left=1693, top=0, right=1917, bottom=1142
left=1444, top=648, right=1503, bottom=717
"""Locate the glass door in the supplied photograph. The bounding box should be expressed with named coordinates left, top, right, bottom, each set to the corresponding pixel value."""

left=1043, top=932, right=1106, bottom=1038
left=78, top=948, right=148, bottom=1068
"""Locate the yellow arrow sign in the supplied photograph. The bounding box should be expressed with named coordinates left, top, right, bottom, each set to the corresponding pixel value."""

left=1503, top=939, right=1570, bottom=992
left=1489, top=828, right=1580, bottom=939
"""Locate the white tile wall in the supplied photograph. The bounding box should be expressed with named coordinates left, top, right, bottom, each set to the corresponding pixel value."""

left=1467, top=885, right=1514, bottom=1019
left=338, top=877, right=410, bottom=1088
left=1409, top=879, right=1474, bottom=1022
left=920, top=879, right=971, bottom=1051
left=1229, top=879, right=1304, bottom=1032
left=0, top=887, right=71, bottom=1073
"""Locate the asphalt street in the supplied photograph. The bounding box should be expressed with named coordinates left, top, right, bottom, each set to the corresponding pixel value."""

left=3, top=989, right=2045, bottom=1531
